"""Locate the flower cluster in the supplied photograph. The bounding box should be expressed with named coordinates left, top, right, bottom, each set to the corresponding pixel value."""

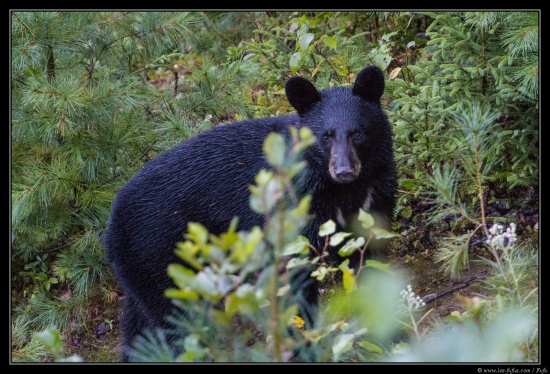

left=486, top=222, right=517, bottom=249
left=399, top=284, right=426, bottom=314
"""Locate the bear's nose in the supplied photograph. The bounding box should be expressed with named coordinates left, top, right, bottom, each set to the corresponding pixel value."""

left=335, top=166, right=354, bottom=179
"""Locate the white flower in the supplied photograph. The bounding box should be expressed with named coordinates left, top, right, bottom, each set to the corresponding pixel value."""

left=399, top=284, right=426, bottom=313
left=486, top=222, right=518, bottom=250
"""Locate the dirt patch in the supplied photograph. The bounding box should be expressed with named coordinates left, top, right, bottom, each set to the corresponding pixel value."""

left=65, top=302, right=123, bottom=362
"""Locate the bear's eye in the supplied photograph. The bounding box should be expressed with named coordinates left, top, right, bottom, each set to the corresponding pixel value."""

left=353, top=131, right=362, bottom=139
left=322, top=132, right=332, bottom=142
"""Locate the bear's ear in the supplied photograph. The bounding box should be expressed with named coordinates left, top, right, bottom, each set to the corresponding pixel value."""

left=352, top=65, right=385, bottom=102
left=285, top=76, right=321, bottom=115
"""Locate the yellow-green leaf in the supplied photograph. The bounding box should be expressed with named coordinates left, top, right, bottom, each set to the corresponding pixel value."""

left=365, top=259, right=393, bottom=274
left=324, top=36, right=337, bottom=49
left=263, top=132, right=286, bottom=167
left=370, top=227, right=400, bottom=240
left=290, top=52, right=301, bottom=74
left=338, top=259, right=356, bottom=294
left=358, top=209, right=374, bottom=229
left=174, top=241, right=203, bottom=271
left=165, top=287, right=198, bottom=300
left=303, top=330, right=322, bottom=343
left=358, top=340, right=384, bottom=353
left=289, top=315, right=305, bottom=329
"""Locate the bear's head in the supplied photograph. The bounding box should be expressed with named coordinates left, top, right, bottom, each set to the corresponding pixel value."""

left=285, top=65, right=387, bottom=184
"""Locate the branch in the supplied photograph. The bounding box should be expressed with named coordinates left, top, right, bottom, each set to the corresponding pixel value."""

left=421, top=275, right=486, bottom=304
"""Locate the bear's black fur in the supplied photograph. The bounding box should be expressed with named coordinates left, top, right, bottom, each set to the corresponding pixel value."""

left=103, top=65, right=397, bottom=361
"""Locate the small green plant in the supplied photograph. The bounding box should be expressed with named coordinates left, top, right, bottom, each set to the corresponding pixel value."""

left=19, top=254, right=58, bottom=293
left=397, top=284, right=431, bottom=342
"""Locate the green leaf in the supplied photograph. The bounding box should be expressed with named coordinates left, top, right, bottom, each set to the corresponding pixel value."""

left=293, top=126, right=316, bottom=153
left=226, top=284, right=260, bottom=316
left=324, top=36, right=337, bottom=49
left=382, top=31, right=398, bottom=41
left=283, top=235, right=310, bottom=256
left=338, top=259, right=356, bottom=294
left=358, top=209, right=375, bottom=229
left=370, top=227, right=400, bottom=240
left=250, top=174, right=281, bottom=214
left=231, top=225, right=264, bottom=263
left=330, top=232, right=352, bottom=246
left=167, top=263, right=197, bottom=290
left=338, top=237, right=365, bottom=257
left=263, top=132, right=286, bottom=167
left=185, top=222, right=209, bottom=245
left=292, top=195, right=312, bottom=217
left=332, top=333, right=355, bottom=360
left=277, top=283, right=290, bottom=297
left=303, top=330, right=322, bottom=343
left=311, top=266, right=329, bottom=281
left=174, top=241, right=203, bottom=271
left=211, top=217, right=239, bottom=250
left=336, top=65, right=349, bottom=77
left=194, top=268, right=223, bottom=299
left=286, top=256, right=310, bottom=270
left=290, top=52, right=302, bottom=74
left=180, top=334, right=208, bottom=362
left=400, top=206, right=412, bottom=219
left=351, top=270, right=404, bottom=341
left=34, top=328, right=63, bottom=355
left=298, top=33, right=315, bottom=51
left=288, top=161, right=307, bottom=179
left=319, top=220, right=336, bottom=236
left=165, top=287, right=198, bottom=300
left=365, top=259, right=393, bottom=274
left=358, top=340, right=384, bottom=354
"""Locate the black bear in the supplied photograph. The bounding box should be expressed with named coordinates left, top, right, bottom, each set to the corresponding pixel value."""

left=103, top=65, right=397, bottom=361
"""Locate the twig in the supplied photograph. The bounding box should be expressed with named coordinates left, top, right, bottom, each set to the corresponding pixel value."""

left=421, top=275, right=486, bottom=304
